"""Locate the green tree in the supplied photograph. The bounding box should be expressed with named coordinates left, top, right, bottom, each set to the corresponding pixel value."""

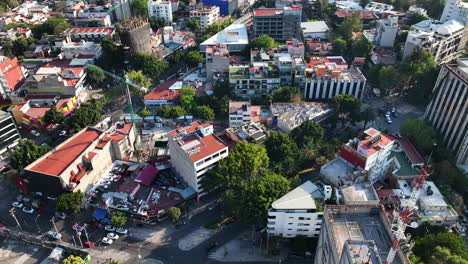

left=409, top=13, right=428, bottom=25
left=367, top=63, right=383, bottom=84
left=416, top=0, right=445, bottom=18
left=331, top=94, right=361, bottom=126
left=67, top=105, right=101, bottom=131
left=43, top=106, right=65, bottom=125
left=193, top=105, right=215, bottom=121
left=167, top=206, right=181, bottom=223
left=132, top=54, right=168, bottom=80
left=248, top=35, right=277, bottom=51
left=400, top=119, right=436, bottom=154
left=168, top=50, right=184, bottom=65
left=360, top=106, right=376, bottom=130
left=131, top=0, right=149, bottom=16
left=238, top=172, right=290, bottom=224
left=56, top=191, right=84, bottom=214
left=213, top=80, right=233, bottom=97
left=170, top=106, right=187, bottom=119
left=179, top=86, right=196, bottom=111
left=12, top=37, right=34, bottom=57
left=264, top=132, right=302, bottom=177
left=96, top=38, right=124, bottom=70
left=137, top=109, right=152, bottom=122
left=412, top=232, right=468, bottom=263
left=351, top=36, right=373, bottom=57
left=9, top=140, right=51, bottom=171
left=110, top=212, right=127, bottom=227
left=428, top=246, right=468, bottom=264
left=63, top=255, right=84, bottom=264
left=185, top=50, right=204, bottom=66
left=186, top=18, right=201, bottom=31
left=338, top=12, right=363, bottom=39
left=127, top=70, right=152, bottom=96
left=149, top=17, right=169, bottom=30
left=157, top=105, right=172, bottom=118
left=291, top=120, right=325, bottom=147
left=86, top=66, right=106, bottom=87
left=378, top=66, right=399, bottom=90
left=272, top=86, right=301, bottom=102
left=33, top=17, right=70, bottom=36
left=332, top=38, right=348, bottom=56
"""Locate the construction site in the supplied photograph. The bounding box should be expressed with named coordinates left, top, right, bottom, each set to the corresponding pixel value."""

left=117, top=18, right=153, bottom=55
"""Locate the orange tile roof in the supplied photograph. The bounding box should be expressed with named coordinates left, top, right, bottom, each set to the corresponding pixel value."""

left=144, top=80, right=181, bottom=101
left=358, top=132, right=394, bottom=157
left=29, top=128, right=102, bottom=176
left=0, top=57, right=25, bottom=92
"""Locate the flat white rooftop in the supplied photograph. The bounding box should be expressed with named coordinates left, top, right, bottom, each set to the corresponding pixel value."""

left=201, top=23, right=248, bottom=47
left=271, top=181, right=322, bottom=210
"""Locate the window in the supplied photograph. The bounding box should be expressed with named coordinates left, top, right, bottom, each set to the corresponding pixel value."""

left=288, top=223, right=293, bottom=225
left=204, top=156, right=212, bottom=162
left=220, top=149, right=227, bottom=155
left=196, top=161, right=204, bottom=167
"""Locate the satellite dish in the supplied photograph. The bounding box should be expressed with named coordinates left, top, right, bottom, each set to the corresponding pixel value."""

left=409, top=222, right=419, bottom=229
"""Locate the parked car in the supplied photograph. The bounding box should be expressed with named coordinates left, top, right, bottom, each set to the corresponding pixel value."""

left=206, top=242, right=218, bottom=252
left=59, top=130, right=67, bottom=136
left=47, top=195, right=56, bottom=201
left=107, top=233, right=119, bottom=240
left=12, top=202, right=23, bottom=209
left=0, top=166, right=10, bottom=173
left=385, top=111, right=391, bottom=118
left=30, top=130, right=40, bottom=137
left=386, top=117, right=392, bottom=124
left=105, top=225, right=115, bottom=232
left=47, top=231, right=62, bottom=240
left=16, top=195, right=24, bottom=202
left=22, top=207, right=34, bottom=214
left=116, top=227, right=128, bottom=235
left=392, top=110, right=398, bottom=118
left=102, top=237, right=113, bottom=245
left=83, top=241, right=95, bottom=248
left=54, top=212, right=66, bottom=220
left=22, top=197, right=31, bottom=203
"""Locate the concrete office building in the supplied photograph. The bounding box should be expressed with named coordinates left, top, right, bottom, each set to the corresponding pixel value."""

left=118, top=19, right=153, bottom=56
left=168, top=121, right=228, bottom=197
left=267, top=181, right=328, bottom=238
left=441, top=0, right=468, bottom=23
left=403, top=19, right=468, bottom=64
left=148, top=0, right=174, bottom=22
left=253, top=6, right=302, bottom=41
left=424, top=58, right=468, bottom=166
left=314, top=205, right=408, bottom=264
left=300, top=21, right=329, bottom=40
left=375, top=15, right=398, bottom=47
left=0, top=109, right=21, bottom=157
left=189, top=5, right=220, bottom=29
left=303, top=56, right=367, bottom=100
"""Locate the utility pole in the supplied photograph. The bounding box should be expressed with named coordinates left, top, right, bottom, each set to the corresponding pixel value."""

left=35, top=214, right=41, bottom=234
left=83, top=224, right=90, bottom=242
left=76, top=231, right=83, bottom=248
left=51, top=217, right=62, bottom=242
left=9, top=208, right=22, bottom=230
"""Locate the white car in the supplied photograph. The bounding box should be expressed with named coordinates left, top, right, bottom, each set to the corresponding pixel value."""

left=47, top=231, right=62, bottom=240
left=22, top=207, right=34, bottom=214
left=59, top=130, right=67, bottom=136
left=102, top=237, right=113, bottom=245
left=386, top=117, right=392, bottom=124
left=12, top=202, right=23, bottom=209
left=16, top=195, right=24, bottom=202
left=106, top=233, right=119, bottom=240
left=30, top=130, right=41, bottom=137
left=104, top=225, right=115, bottom=232
left=116, top=228, right=128, bottom=235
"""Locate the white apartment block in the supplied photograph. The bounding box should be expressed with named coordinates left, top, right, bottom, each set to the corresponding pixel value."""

left=0, top=110, right=21, bottom=158
left=168, top=121, right=228, bottom=197
left=228, top=101, right=253, bottom=127
left=267, top=181, right=327, bottom=238
left=189, top=6, right=220, bottom=29
left=441, top=0, right=468, bottom=23
left=303, top=56, right=367, bottom=100
left=424, top=58, right=468, bottom=166
left=375, top=15, right=398, bottom=47
left=148, top=0, right=173, bottom=23
left=403, top=19, right=468, bottom=65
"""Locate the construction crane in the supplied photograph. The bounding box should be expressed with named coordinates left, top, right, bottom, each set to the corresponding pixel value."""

left=107, top=0, right=129, bottom=21
left=85, top=64, right=147, bottom=157
left=385, top=164, right=430, bottom=264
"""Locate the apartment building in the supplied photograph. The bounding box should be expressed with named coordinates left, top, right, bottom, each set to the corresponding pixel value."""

left=253, top=6, right=302, bottom=41
left=229, top=62, right=281, bottom=98
left=314, top=205, right=408, bottom=264
left=403, top=19, right=468, bottom=64
left=424, top=58, right=468, bottom=165
left=0, top=109, right=21, bottom=157
left=0, top=57, right=26, bottom=102
left=286, top=39, right=305, bottom=57
left=63, top=27, right=116, bottom=42
left=168, top=121, right=228, bottom=197
left=148, top=0, right=173, bottom=23
left=267, top=181, right=327, bottom=238
left=199, top=23, right=248, bottom=53
left=201, top=0, right=238, bottom=16
left=303, top=56, right=367, bottom=100
left=189, top=5, right=220, bottom=29
left=441, top=0, right=468, bottom=23
left=375, top=15, right=398, bottom=47
left=59, top=39, right=103, bottom=63
left=21, top=124, right=134, bottom=195
left=206, top=44, right=230, bottom=81
left=228, top=101, right=262, bottom=127
left=73, top=6, right=112, bottom=27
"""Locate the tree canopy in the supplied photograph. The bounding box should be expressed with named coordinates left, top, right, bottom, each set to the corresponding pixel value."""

left=351, top=36, right=373, bottom=58
left=265, top=132, right=302, bottom=177
left=9, top=140, right=51, bottom=171
left=248, top=35, right=277, bottom=51
left=331, top=94, right=361, bottom=125
left=86, top=66, right=106, bottom=87
left=127, top=70, right=152, bottom=96
left=44, top=106, right=65, bottom=125
left=131, top=54, right=168, bottom=80
left=63, top=255, right=85, bottom=264
left=179, top=86, right=197, bottom=112
left=400, top=119, right=437, bottom=154
left=271, top=86, right=301, bottom=102
left=185, top=50, right=204, bottom=66
left=332, top=38, right=348, bottom=56
left=56, top=191, right=84, bottom=214
left=131, top=0, right=148, bottom=16
left=67, top=105, right=100, bottom=131
left=360, top=106, right=376, bottom=130
left=187, top=18, right=201, bottom=31
left=338, top=12, right=363, bottom=39
left=291, top=120, right=325, bottom=147
left=193, top=105, right=215, bottom=121
left=167, top=206, right=181, bottom=223
left=110, top=212, right=127, bottom=227
left=412, top=232, right=468, bottom=263
left=378, top=66, right=400, bottom=90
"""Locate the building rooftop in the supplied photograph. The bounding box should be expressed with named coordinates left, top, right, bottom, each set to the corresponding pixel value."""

left=272, top=181, right=323, bottom=210
left=343, top=240, right=381, bottom=264
left=168, top=121, right=227, bottom=162
left=325, top=205, right=405, bottom=264
left=341, top=183, right=379, bottom=205
left=201, top=23, right=248, bottom=47
left=335, top=10, right=379, bottom=20
left=271, top=102, right=332, bottom=130
left=300, top=21, right=329, bottom=33
left=0, top=56, right=26, bottom=92
left=27, top=127, right=102, bottom=176
left=389, top=151, right=420, bottom=178
left=64, top=27, right=115, bottom=35
left=144, top=80, right=182, bottom=101
left=346, top=128, right=394, bottom=158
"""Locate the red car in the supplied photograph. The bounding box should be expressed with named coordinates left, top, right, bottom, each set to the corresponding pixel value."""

left=84, top=241, right=95, bottom=248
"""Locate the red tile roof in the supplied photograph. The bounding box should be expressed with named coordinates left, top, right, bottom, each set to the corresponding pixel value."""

left=0, top=57, right=25, bottom=92
left=386, top=135, right=424, bottom=165
left=358, top=130, right=394, bottom=157
left=144, top=80, right=181, bottom=101
left=29, top=128, right=102, bottom=176
left=66, top=27, right=114, bottom=35
left=254, top=8, right=283, bottom=16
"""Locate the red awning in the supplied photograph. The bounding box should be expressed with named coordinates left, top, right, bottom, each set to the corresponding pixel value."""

left=134, top=164, right=159, bottom=186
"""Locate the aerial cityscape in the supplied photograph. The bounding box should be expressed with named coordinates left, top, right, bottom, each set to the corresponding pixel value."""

left=0, top=0, right=466, bottom=263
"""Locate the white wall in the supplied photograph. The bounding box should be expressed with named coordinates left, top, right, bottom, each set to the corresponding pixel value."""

left=267, top=210, right=323, bottom=237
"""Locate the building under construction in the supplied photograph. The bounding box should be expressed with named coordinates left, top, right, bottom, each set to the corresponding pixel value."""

left=314, top=205, right=411, bottom=264
left=117, top=18, right=152, bottom=55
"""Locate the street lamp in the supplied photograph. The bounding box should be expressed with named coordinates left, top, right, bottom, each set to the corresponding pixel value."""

left=35, top=214, right=41, bottom=233
left=9, top=208, right=22, bottom=230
